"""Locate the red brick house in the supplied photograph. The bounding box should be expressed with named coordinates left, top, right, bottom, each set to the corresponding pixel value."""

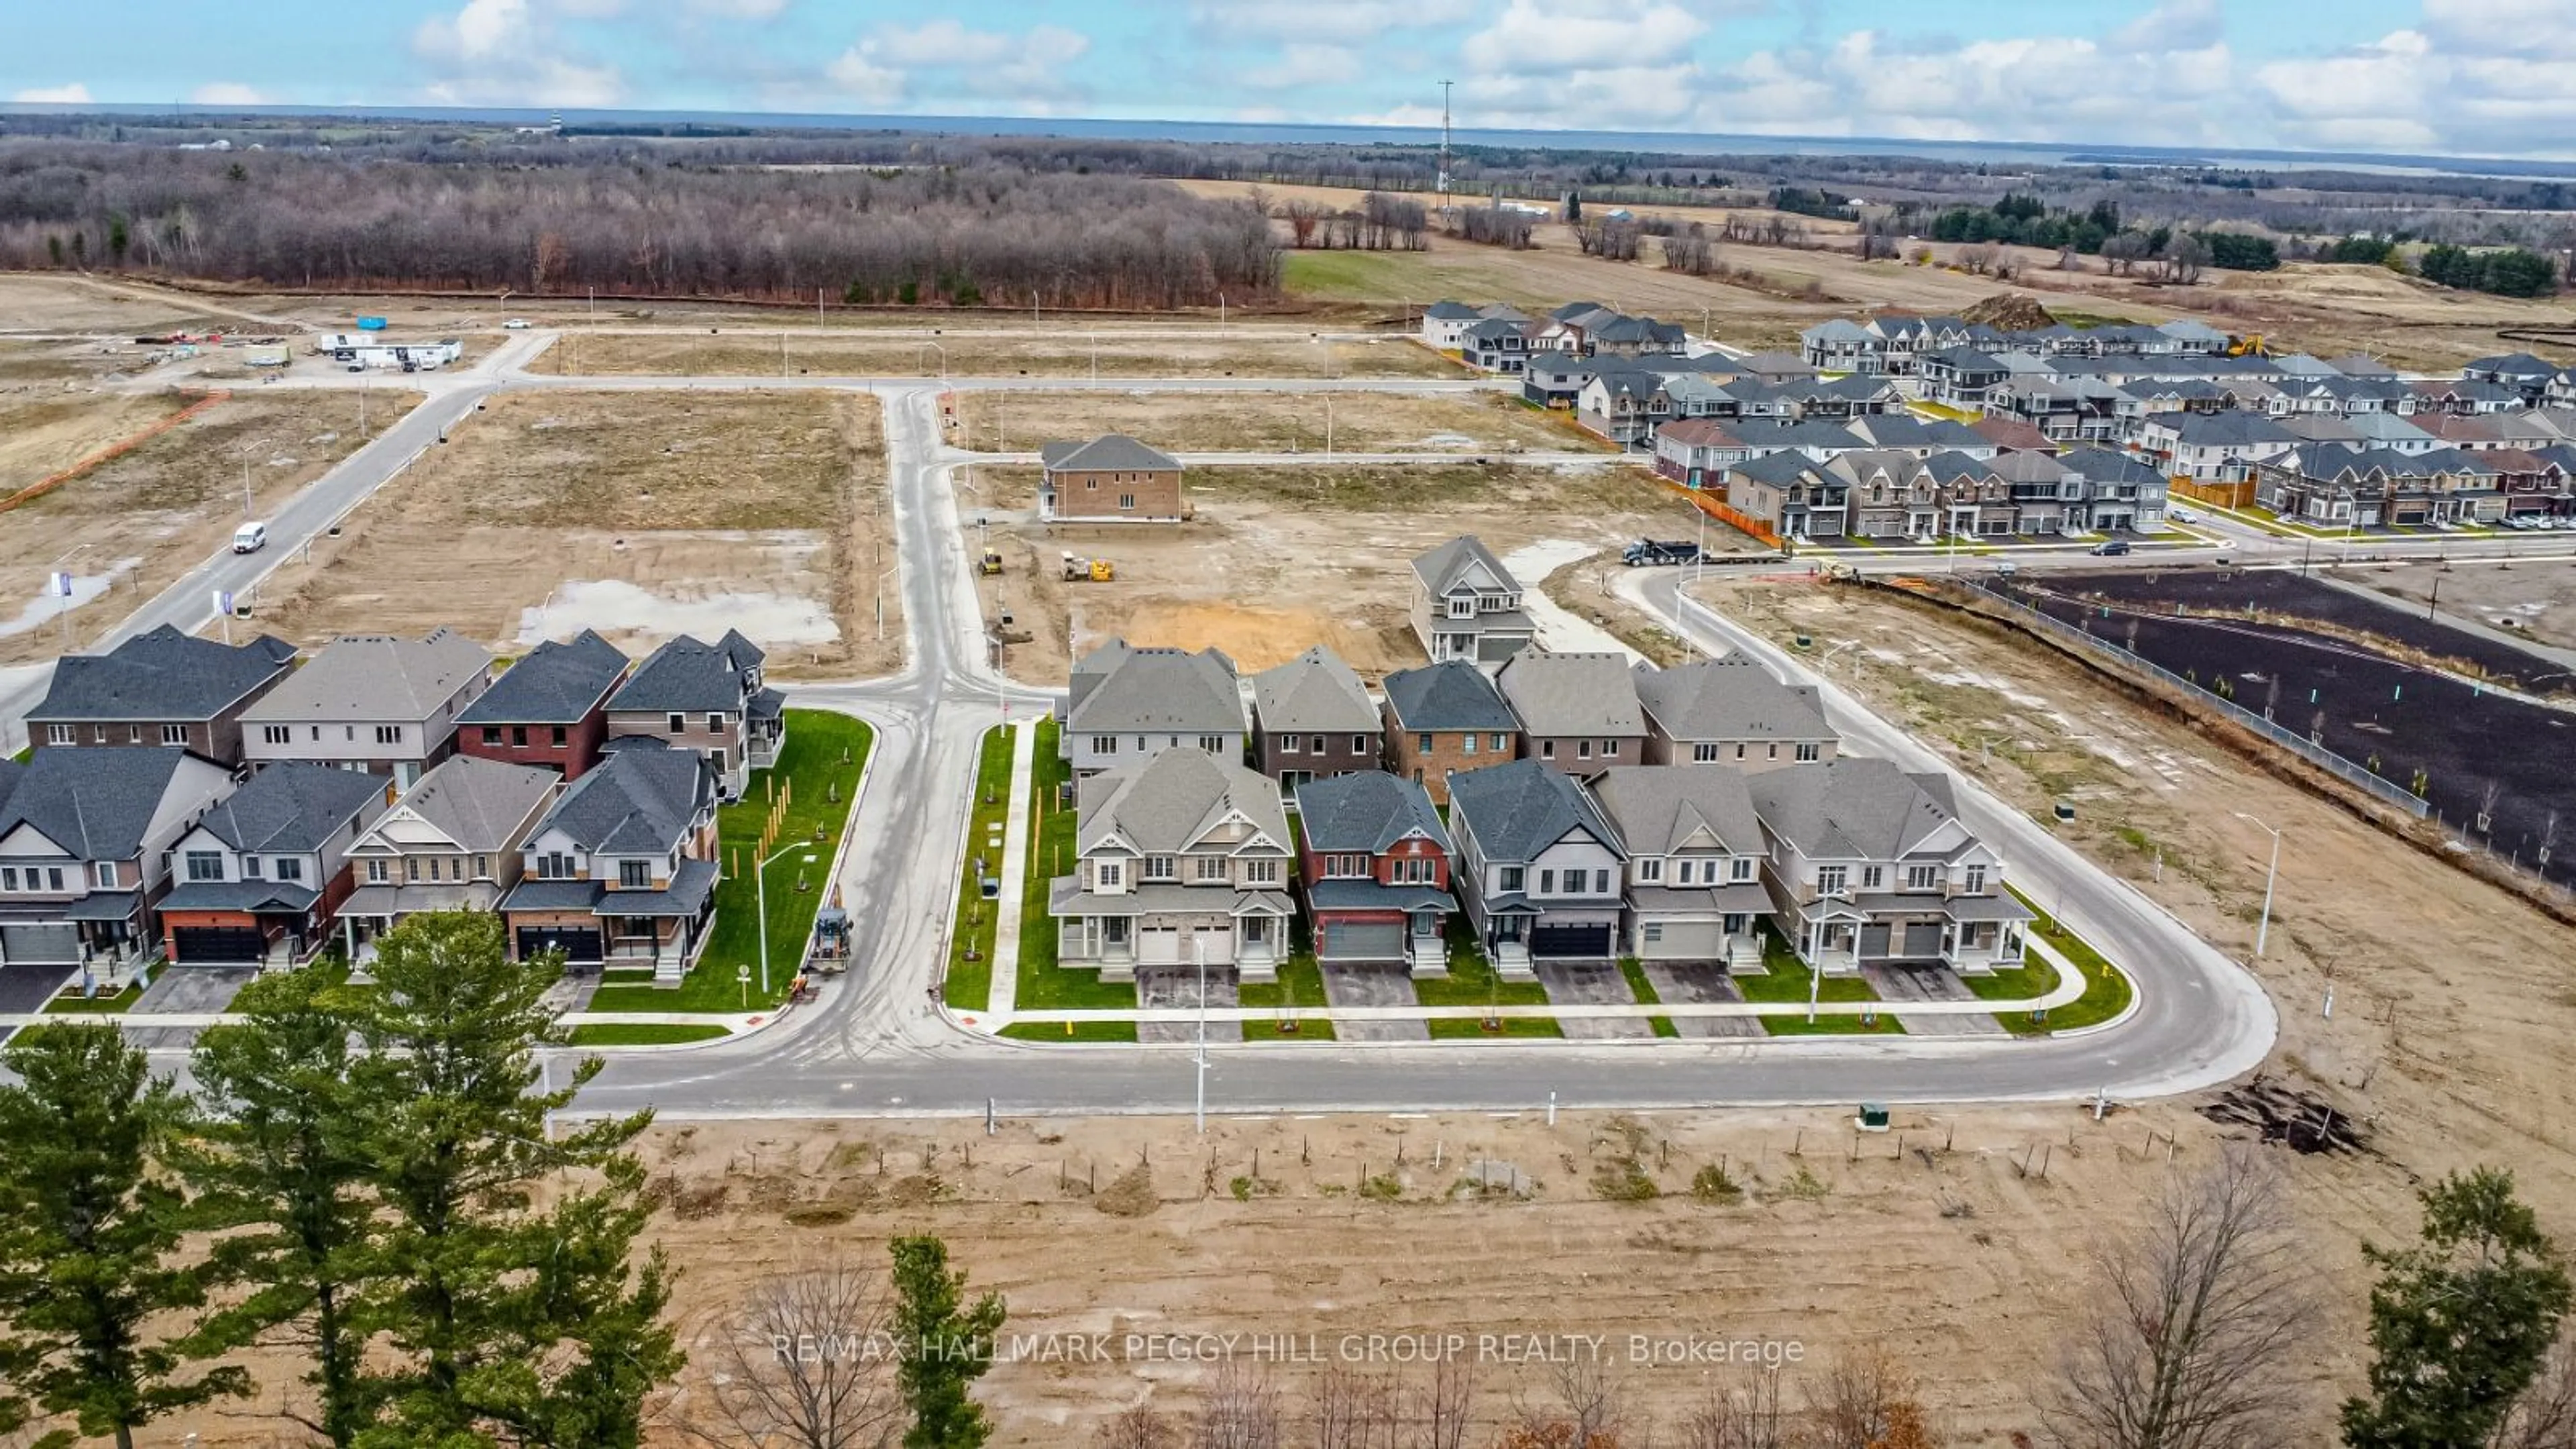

left=457, top=630, right=629, bottom=780
left=1292, top=770, right=1455, bottom=978
left=157, top=762, right=395, bottom=967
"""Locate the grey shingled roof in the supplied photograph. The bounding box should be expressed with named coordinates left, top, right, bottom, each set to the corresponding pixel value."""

left=0, top=747, right=212, bottom=861
left=2057, top=447, right=2165, bottom=485
left=1631, top=657, right=1829, bottom=744
left=1295, top=771, right=1450, bottom=855
left=460, top=630, right=628, bottom=726
left=1065, top=640, right=1242, bottom=736
left=377, top=755, right=559, bottom=853
left=1495, top=651, right=1645, bottom=737
left=1410, top=535, right=1521, bottom=596
left=197, top=761, right=392, bottom=853
left=1446, top=758, right=1617, bottom=864
left=1590, top=765, right=1764, bottom=857
left=1746, top=757, right=1967, bottom=862
left=2162, top=413, right=2298, bottom=447
left=1424, top=301, right=1479, bottom=319
left=1075, top=747, right=1287, bottom=856
left=241, top=629, right=491, bottom=724
left=1038, top=434, right=1182, bottom=474
left=1381, top=659, right=1517, bottom=732
left=1250, top=646, right=1377, bottom=736
left=531, top=742, right=711, bottom=854
left=605, top=631, right=763, bottom=714
left=29, top=624, right=296, bottom=722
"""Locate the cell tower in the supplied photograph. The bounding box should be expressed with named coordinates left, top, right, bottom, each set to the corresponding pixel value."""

left=1437, top=80, right=1453, bottom=207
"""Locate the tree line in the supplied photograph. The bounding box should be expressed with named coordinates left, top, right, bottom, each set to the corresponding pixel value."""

left=0, top=144, right=1279, bottom=309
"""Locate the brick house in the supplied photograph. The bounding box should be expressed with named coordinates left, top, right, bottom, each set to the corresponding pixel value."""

left=27, top=625, right=297, bottom=767
left=157, top=761, right=393, bottom=967
left=603, top=631, right=782, bottom=801
left=1250, top=645, right=1379, bottom=790
left=1494, top=649, right=1646, bottom=778
left=1038, top=435, right=1186, bottom=523
left=457, top=630, right=629, bottom=780
left=1379, top=659, right=1520, bottom=805
left=1294, top=770, right=1454, bottom=977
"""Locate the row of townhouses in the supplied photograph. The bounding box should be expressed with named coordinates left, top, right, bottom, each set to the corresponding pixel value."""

left=0, top=626, right=782, bottom=989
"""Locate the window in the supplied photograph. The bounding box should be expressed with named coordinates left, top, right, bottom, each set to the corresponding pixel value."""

left=405, top=857, right=421, bottom=882
left=1905, top=865, right=1940, bottom=891
left=1243, top=859, right=1281, bottom=885
left=619, top=860, right=650, bottom=889
left=1735, top=743, right=1747, bottom=759
left=1796, top=742, right=1821, bottom=763
left=1351, top=735, right=1369, bottom=755
left=667, top=713, right=686, bottom=734
left=1199, top=735, right=1226, bottom=754
left=1644, top=924, right=1664, bottom=944
left=185, top=851, right=224, bottom=883
left=1308, top=735, right=1325, bottom=756
left=366, top=859, right=389, bottom=883
left=1195, top=856, right=1228, bottom=882
left=1602, top=739, right=1619, bottom=759
left=712, top=749, right=727, bottom=773
left=1817, top=866, right=1847, bottom=896
left=1461, top=733, right=1477, bottom=756
left=274, top=857, right=303, bottom=883
left=1280, top=735, right=1301, bottom=755
left=551, top=725, right=568, bottom=747
left=47, top=867, right=64, bottom=892
left=244, top=856, right=262, bottom=879
left=1, top=868, right=13, bottom=891
left=1094, top=735, right=1118, bottom=755
left=483, top=727, right=505, bottom=746
left=707, top=713, right=725, bottom=733
left=1538, top=869, right=1555, bottom=894
left=1501, top=866, right=1524, bottom=892
left=94, top=861, right=117, bottom=889
left=1576, top=741, right=1592, bottom=760
left=1142, top=855, right=1177, bottom=881
left=375, top=724, right=403, bottom=745
left=1731, top=857, right=1755, bottom=883
left=1540, top=740, right=1556, bottom=759
left=1964, top=864, right=1988, bottom=893
left=1118, top=494, right=1136, bottom=511
left=1674, top=859, right=1694, bottom=885
left=1492, top=733, right=1509, bottom=753
left=1403, top=857, right=1434, bottom=884
left=44, top=724, right=72, bottom=745
left=129, top=725, right=142, bottom=743
left=1767, top=743, right=1779, bottom=760
left=1693, top=742, right=1720, bottom=763
left=1861, top=865, right=1883, bottom=890
left=1326, top=854, right=1363, bottom=878
left=1594, top=869, right=1610, bottom=895
left=1448, top=596, right=1475, bottom=619
left=1417, top=733, right=1434, bottom=753
left=1095, top=862, right=1124, bottom=889
left=1637, top=857, right=1662, bottom=882
left=474, top=855, right=489, bottom=879
left=161, top=724, right=187, bottom=745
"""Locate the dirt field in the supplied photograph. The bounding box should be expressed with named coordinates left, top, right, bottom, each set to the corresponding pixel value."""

left=539, top=329, right=1460, bottom=380
left=0, top=272, right=256, bottom=334
left=0, top=388, right=415, bottom=665
left=251, top=391, right=900, bottom=678
left=951, top=390, right=1607, bottom=455
left=965, top=460, right=1702, bottom=682
left=2355, top=555, right=2576, bottom=653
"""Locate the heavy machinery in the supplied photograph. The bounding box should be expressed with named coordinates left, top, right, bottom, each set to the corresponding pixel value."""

left=977, top=547, right=1004, bottom=576
left=1061, top=551, right=1115, bottom=582
left=1622, top=538, right=1705, bottom=567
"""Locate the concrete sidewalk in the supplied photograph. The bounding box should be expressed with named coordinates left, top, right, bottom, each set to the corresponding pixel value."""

left=981, top=722, right=1037, bottom=1014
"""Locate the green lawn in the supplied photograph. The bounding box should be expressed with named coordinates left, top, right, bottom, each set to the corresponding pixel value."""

left=943, top=725, right=1017, bottom=1012
left=1763, top=1010, right=1904, bottom=1037
left=588, top=710, right=871, bottom=1014
left=1616, top=956, right=1678, bottom=1037
left=1014, top=719, right=1139, bottom=1012
left=1428, top=1016, right=1563, bottom=1039
left=1283, top=250, right=1451, bottom=304
left=1240, top=954, right=1335, bottom=1041
left=44, top=983, right=142, bottom=1014
left=567, top=1022, right=731, bottom=1046
left=1415, top=922, right=1550, bottom=1008
left=1000, top=1020, right=1139, bottom=1042
left=1970, top=891, right=2136, bottom=1034
left=1732, top=926, right=1878, bottom=1004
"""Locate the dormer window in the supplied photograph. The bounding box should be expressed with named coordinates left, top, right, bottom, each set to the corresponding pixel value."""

left=1448, top=596, right=1475, bottom=619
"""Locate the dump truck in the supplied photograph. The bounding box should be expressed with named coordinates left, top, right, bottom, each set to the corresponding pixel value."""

left=1621, top=538, right=1705, bottom=567
left=1061, top=551, right=1115, bottom=582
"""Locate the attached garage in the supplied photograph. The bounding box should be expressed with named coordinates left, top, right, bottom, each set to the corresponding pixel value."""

left=1189, top=926, right=1234, bottom=967
left=1318, top=919, right=1405, bottom=963
left=1638, top=919, right=1727, bottom=960
left=517, top=925, right=604, bottom=964
left=173, top=926, right=266, bottom=965
left=1529, top=921, right=1614, bottom=960
left=0, top=922, right=78, bottom=967
left=1860, top=922, right=1890, bottom=959
left=1901, top=922, right=1945, bottom=959
left=1137, top=924, right=1183, bottom=966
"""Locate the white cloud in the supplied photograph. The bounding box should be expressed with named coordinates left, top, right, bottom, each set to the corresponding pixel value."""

left=412, top=0, right=624, bottom=107
left=1243, top=44, right=1360, bottom=90
left=1189, top=0, right=1474, bottom=42
left=2106, top=0, right=2222, bottom=55
left=686, top=0, right=790, bottom=17
left=190, top=82, right=268, bottom=106
left=824, top=19, right=1091, bottom=110
left=11, top=83, right=93, bottom=104
left=1461, top=0, right=1708, bottom=74
left=2251, top=19, right=2576, bottom=156
left=823, top=48, right=906, bottom=105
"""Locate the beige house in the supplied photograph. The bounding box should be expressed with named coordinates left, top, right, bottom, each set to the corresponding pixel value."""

left=335, top=755, right=561, bottom=963
left=1047, top=748, right=1293, bottom=983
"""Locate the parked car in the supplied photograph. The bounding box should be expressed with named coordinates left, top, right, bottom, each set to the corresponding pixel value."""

left=503, top=318, right=531, bottom=329
left=2090, top=539, right=2132, bottom=557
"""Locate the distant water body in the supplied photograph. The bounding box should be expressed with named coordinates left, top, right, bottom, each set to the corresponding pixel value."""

left=17, top=103, right=2575, bottom=180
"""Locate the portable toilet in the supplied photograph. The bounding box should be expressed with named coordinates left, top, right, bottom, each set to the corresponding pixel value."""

left=1857, top=1103, right=1891, bottom=1132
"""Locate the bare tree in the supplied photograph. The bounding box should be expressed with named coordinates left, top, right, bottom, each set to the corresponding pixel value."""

left=1959, top=242, right=2000, bottom=276
left=1858, top=220, right=1902, bottom=261
left=1678, top=1367, right=1790, bottom=1448
left=2102, top=231, right=2153, bottom=276
left=681, top=1257, right=904, bottom=1449
left=1424, top=1356, right=1479, bottom=1449
left=1191, top=1361, right=1283, bottom=1449
left=1809, top=1344, right=1909, bottom=1449
left=2039, top=1146, right=2313, bottom=1449
left=2157, top=234, right=2210, bottom=286
left=1097, top=1403, right=1184, bottom=1449
left=1509, top=1356, right=1625, bottom=1446
left=2489, top=1328, right=2576, bottom=1448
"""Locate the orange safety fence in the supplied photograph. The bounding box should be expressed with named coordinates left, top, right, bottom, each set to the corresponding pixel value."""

left=0, top=389, right=231, bottom=515
left=1657, top=478, right=1781, bottom=548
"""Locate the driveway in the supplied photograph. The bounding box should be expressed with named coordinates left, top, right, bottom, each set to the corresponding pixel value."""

left=122, top=965, right=262, bottom=1052
left=0, top=963, right=74, bottom=1016
left=1533, top=961, right=1655, bottom=1040
left=1861, top=964, right=2005, bottom=1036
left=1135, top=965, right=1238, bottom=1044
left=1318, top=961, right=1426, bottom=1042
left=1637, top=961, right=1764, bottom=1039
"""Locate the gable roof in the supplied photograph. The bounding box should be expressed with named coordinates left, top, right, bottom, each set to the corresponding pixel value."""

left=1380, top=659, right=1517, bottom=731
left=1970, top=417, right=2056, bottom=453
left=1446, top=757, right=1617, bottom=863
left=0, top=747, right=217, bottom=861
left=2465, top=352, right=2560, bottom=380
left=459, top=630, right=629, bottom=725
left=1424, top=301, right=1479, bottom=319
left=1590, top=765, right=1763, bottom=857
left=530, top=741, right=711, bottom=853
left=1075, top=747, right=1287, bottom=856
left=195, top=761, right=392, bottom=853
left=1631, top=657, right=1831, bottom=743
left=605, top=631, right=763, bottom=714
left=374, top=755, right=559, bottom=853
left=1039, top=434, right=1182, bottom=474
left=2057, top=447, right=2166, bottom=484
left=1250, top=646, right=1377, bottom=736
left=1494, top=650, right=1646, bottom=737
left=2161, top=412, right=2298, bottom=447
left=1065, top=639, right=1242, bottom=735
left=1295, top=770, right=1450, bottom=855
left=1844, top=415, right=1989, bottom=451
left=1728, top=450, right=1828, bottom=487
left=29, top=624, right=297, bottom=722
left=1658, top=417, right=1750, bottom=449
left=241, top=629, right=492, bottom=724
left=1411, top=535, right=1521, bottom=596
left=1746, top=756, right=1968, bottom=861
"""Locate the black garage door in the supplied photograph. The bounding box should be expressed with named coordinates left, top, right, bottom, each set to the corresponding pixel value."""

left=1529, top=922, right=1613, bottom=959
left=517, top=926, right=603, bottom=963
left=173, top=926, right=266, bottom=965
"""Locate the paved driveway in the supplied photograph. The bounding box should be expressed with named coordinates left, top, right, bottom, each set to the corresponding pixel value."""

left=1317, top=961, right=1426, bottom=1042
left=1862, top=964, right=2005, bottom=1036
left=122, top=965, right=262, bottom=1052
left=1638, top=961, right=1764, bottom=1039
left=1135, top=965, right=1238, bottom=1044
left=1533, top=961, right=1655, bottom=1040
left=0, top=963, right=74, bottom=1016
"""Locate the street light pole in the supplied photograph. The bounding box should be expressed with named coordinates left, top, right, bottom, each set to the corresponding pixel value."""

left=753, top=839, right=808, bottom=999
left=2233, top=812, right=2283, bottom=957
left=1193, top=936, right=1210, bottom=1134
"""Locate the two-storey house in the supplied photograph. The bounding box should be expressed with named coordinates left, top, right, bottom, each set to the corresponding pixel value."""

left=26, top=625, right=297, bottom=767
left=1060, top=639, right=1243, bottom=778
left=500, top=741, right=720, bottom=984
left=1046, top=747, right=1293, bottom=983
left=1409, top=536, right=1537, bottom=671
left=1293, top=770, right=1455, bottom=978
left=1445, top=758, right=1625, bottom=977
left=1250, top=646, right=1379, bottom=792
left=1038, top=434, right=1187, bottom=523
left=1632, top=657, right=1835, bottom=769
left=603, top=631, right=782, bottom=800
left=157, top=761, right=394, bottom=967
left=1591, top=766, right=1773, bottom=971
left=1379, top=660, right=1519, bottom=805
left=239, top=629, right=494, bottom=788
left=456, top=630, right=629, bottom=780
left=335, top=755, right=560, bottom=963
left=1495, top=649, right=1646, bottom=778
left=0, top=746, right=237, bottom=989
left=1745, top=757, right=2030, bottom=975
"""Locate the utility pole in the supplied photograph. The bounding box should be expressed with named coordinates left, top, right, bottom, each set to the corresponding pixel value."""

left=1194, top=936, right=1210, bottom=1134
left=1437, top=80, right=1454, bottom=211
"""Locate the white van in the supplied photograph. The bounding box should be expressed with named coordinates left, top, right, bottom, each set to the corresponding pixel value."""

left=232, top=521, right=268, bottom=554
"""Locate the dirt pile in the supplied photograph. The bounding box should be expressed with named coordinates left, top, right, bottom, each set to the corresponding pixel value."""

left=1960, top=292, right=2058, bottom=331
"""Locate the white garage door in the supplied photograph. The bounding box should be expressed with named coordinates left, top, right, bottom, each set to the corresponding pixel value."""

left=1138, top=924, right=1183, bottom=965
left=1192, top=927, right=1234, bottom=966
left=1642, top=920, right=1727, bottom=961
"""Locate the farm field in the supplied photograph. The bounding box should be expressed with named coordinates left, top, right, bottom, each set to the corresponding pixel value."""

left=2003, top=567, right=2576, bottom=885
left=537, top=328, right=1460, bottom=379
left=947, top=388, right=1605, bottom=455
left=0, top=386, right=414, bottom=665
left=248, top=390, right=899, bottom=678
left=967, top=458, right=1717, bottom=683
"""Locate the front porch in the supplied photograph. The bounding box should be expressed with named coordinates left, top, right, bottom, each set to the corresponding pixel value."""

left=1788, top=895, right=2032, bottom=975
left=1049, top=879, right=1291, bottom=985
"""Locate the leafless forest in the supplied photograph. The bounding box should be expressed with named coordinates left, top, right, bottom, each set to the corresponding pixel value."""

left=0, top=144, right=1279, bottom=307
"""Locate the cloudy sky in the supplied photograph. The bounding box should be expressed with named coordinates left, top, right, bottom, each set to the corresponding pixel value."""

left=7, top=0, right=2571, bottom=159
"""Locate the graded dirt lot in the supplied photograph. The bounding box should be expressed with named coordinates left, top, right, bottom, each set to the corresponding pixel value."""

left=966, top=460, right=1705, bottom=682
left=539, top=329, right=1460, bottom=380
left=0, top=387, right=413, bottom=665
left=2353, top=555, right=2576, bottom=653
left=252, top=390, right=899, bottom=678
left=0, top=272, right=252, bottom=334
left=950, top=389, right=1606, bottom=455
